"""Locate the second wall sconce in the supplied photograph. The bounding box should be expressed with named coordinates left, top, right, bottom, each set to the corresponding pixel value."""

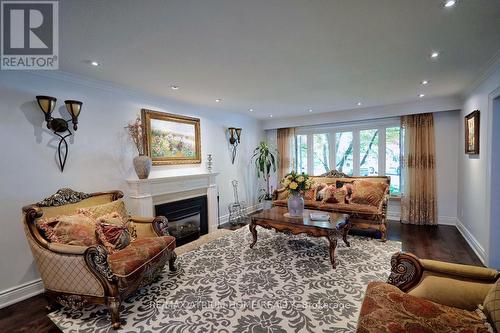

left=36, top=95, right=83, bottom=172
left=228, top=127, right=242, bottom=164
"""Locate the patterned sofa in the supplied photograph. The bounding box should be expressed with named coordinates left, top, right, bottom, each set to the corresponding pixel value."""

left=22, top=188, right=177, bottom=329
left=357, top=252, right=500, bottom=333
left=272, top=175, right=390, bottom=241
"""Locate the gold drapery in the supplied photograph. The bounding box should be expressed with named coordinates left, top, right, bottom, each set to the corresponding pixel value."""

left=401, top=113, right=437, bottom=225
left=277, top=128, right=295, bottom=181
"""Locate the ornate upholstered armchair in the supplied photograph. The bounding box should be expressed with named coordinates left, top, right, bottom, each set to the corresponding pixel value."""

left=357, top=252, right=500, bottom=332
left=22, top=188, right=177, bottom=329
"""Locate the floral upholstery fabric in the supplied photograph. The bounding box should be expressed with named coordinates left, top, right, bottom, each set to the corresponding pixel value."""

left=276, top=189, right=289, bottom=200
left=322, top=185, right=349, bottom=204
left=351, top=180, right=388, bottom=207
left=36, top=212, right=98, bottom=246
left=95, top=212, right=131, bottom=252
left=303, top=187, right=316, bottom=201
left=78, top=199, right=128, bottom=219
left=483, top=279, right=500, bottom=333
left=108, top=236, right=175, bottom=277
left=356, top=282, right=493, bottom=333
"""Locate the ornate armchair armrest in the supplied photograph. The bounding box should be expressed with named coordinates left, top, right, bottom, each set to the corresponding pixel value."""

left=128, top=215, right=170, bottom=237
left=388, top=252, right=499, bottom=310
left=84, top=245, right=117, bottom=284
left=272, top=188, right=287, bottom=201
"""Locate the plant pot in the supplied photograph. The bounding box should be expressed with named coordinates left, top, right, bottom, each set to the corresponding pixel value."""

left=287, top=192, right=304, bottom=217
left=133, top=155, right=152, bottom=179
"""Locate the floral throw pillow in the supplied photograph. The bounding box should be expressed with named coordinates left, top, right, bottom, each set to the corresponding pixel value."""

left=95, top=212, right=131, bottom=252
left=36, top=211, right=98, bottom=246
left=315, top=183, right=329, bottom=201
left=322, top=185, right=348, bottom=204
left=350, top=180, right=388, bottom=207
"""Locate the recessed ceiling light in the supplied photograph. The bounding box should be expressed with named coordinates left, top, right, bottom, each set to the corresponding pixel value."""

left=444, top=0, right=456, bottom=8
left=215, top=98, right=222, bottom=103
left=430, top=51, right=440, bottom=59
left=90, top=61, right=100, bottom=66
left=308, top=109, right=313, bottom=113
left=357, top=102, right=362, bottom=106
left=421, top=80, right=429, bottom=85
left=171, top=85, right=180, bottom=90
left=419, top=93, right=425, bottom=98
left=249, top=108, right=254, bottom=112
left=270, top=115, right=273, bottom=118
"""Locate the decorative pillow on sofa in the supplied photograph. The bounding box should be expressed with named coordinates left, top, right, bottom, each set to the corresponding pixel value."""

left=36, top=211, right=98, bottom=246
left=315, top=183, right=329, bottom=201
left=276, top=189, right=290, bottom=200
left=322, top=185, right=348, bottom=204
left=304, top=187, right=316, bottom=201
left=78, top=199, right=128, bottom=219
left=482, top=279, right=500, bottom=333
left=95, top=212, right=131, bottom=252
left=350, top=180, right=388, bottom=207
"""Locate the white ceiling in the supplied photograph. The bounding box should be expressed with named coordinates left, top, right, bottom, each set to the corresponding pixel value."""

left=59, top=0, right=500, bottom=119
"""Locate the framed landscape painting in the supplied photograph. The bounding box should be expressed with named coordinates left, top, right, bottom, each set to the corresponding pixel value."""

left=465, top=110, right=480, bottom=155
left=141, top=109, right=201, bottom=165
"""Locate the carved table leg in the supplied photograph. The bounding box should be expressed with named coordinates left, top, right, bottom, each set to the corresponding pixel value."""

left=327, top=231, right=338, bottom=269
left=169, top=251, right=177, bottom=272
left=342, top=221, right=352, bottom=247
left=249, top=221, right=257, bottom=248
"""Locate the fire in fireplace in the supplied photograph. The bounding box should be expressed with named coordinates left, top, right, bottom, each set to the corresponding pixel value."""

left=155, top=196, right=208, bottom=246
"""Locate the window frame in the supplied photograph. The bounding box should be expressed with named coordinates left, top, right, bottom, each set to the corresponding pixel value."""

left=294, top=118, right=402, bottom=196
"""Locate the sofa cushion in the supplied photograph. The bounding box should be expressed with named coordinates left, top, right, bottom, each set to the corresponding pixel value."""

left=483, top=279, right=500, bottom=333
left=322, top=185, right=348, bottom=204
left=316, top=183, right=329, bottom=201
left=108, top=236, right=176, bottom=276
left=95, top=212, right=131, bottom=252
left=36, top=212, right=98, bottom=246
left=78, top=199, right=128, bottom=219
left=357, top=282, right=493, bottom=333
left=351, top=180, right=388, bottom=207
left=304, top=187, right=316, bottom=201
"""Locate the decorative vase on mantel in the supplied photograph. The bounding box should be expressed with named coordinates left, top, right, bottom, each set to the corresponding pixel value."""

left=287, top=192, right=304, bottom=217
left=133, top=154, right=152, bottom=179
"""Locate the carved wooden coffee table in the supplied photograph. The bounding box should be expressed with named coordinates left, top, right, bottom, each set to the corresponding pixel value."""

left=249, top=206, right=351, bottom=268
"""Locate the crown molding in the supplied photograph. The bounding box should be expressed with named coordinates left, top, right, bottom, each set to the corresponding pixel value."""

left=462, top=48, right=500, bottom=98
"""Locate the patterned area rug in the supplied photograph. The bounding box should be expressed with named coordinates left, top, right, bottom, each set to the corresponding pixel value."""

left=49, top=227, right=401, bottom=332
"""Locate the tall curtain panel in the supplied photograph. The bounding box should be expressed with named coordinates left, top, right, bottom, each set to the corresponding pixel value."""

left=277, top=127, right=295, bottom=181
left=401, top=113, right=437, bottom=225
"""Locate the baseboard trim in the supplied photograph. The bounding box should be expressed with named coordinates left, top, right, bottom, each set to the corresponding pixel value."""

left=455, top=218, right=487, bottom=265
left=386, top=212, right=457, bottom=226
left=0, top=279, right=44, bottom=309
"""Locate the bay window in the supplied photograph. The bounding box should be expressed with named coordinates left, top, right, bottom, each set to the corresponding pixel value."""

left=294, top=119, right=402, bottom=196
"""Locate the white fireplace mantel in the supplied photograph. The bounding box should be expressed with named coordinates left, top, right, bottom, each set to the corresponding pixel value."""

left=126, top=172, right=219, bottom=232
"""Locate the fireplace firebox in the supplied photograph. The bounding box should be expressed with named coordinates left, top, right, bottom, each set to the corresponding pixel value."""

left=155, top=196, right=208, bottom=246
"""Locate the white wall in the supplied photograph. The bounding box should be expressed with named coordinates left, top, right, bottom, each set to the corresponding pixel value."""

left=457, top=63, right=500, bottom=266
left=0, top=71, right=264, bottom=301
left=265, top=111, right=460, bottom=225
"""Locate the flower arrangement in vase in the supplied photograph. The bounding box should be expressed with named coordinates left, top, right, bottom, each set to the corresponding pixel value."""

left=125, top=116, right=152, bottom=179
left=281, top=171, right=314, bottom=217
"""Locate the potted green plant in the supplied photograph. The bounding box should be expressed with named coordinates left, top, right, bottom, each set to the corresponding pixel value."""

left=252, top=141, right=278, bottom=209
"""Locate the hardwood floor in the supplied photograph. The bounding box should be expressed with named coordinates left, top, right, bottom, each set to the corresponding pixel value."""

left=0, top=220, right=483, bottom=333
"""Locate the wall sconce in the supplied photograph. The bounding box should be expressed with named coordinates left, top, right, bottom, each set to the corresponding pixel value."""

left=228, top=127, right=242, bottom=164
left=36, top=95, right=83, bottom=172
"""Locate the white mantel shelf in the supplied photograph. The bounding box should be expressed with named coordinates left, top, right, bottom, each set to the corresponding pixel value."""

left=126, top=172, right=219, bottom=232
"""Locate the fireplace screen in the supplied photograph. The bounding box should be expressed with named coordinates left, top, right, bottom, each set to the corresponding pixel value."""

left=155, top=196, right=208, bottom=247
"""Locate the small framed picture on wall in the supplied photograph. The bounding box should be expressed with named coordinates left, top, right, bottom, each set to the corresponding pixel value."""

left=465, top=110, right=480, bottom=154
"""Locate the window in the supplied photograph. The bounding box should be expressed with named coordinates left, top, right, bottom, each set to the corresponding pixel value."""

left=313, top=133, right=330, bottom=175
left=294, top=119, right=402, bottom=196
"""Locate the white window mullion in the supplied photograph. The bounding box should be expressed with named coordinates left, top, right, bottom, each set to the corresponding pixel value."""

left=353, top=129, right=360, bottom=176
left=307, top=134, right=314, bottom=175
left=379, top=126, right=386, bottom=176
left=329, top=130, right=335, bottom=172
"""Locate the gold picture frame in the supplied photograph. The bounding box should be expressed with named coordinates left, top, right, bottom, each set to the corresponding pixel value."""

left=141, top=109, right=201, bottom=165
left=464, top=110, right=480, bottom=155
